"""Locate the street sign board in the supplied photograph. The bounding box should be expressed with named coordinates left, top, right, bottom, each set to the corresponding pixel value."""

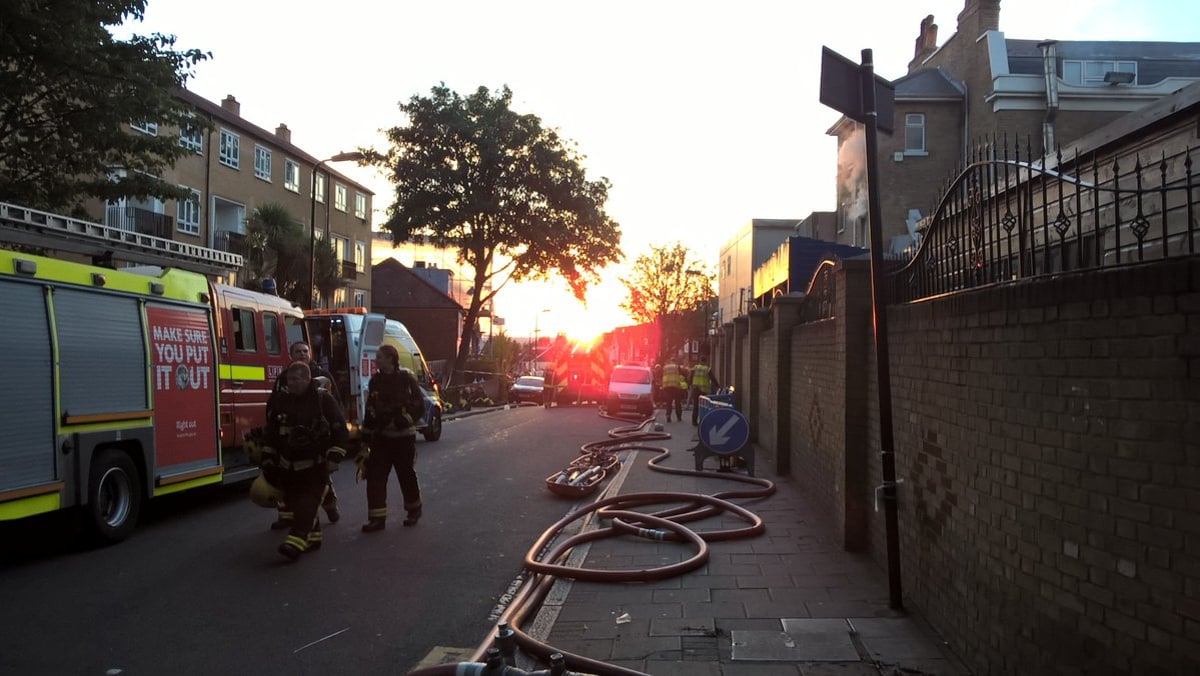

left=700, top=407, right=750, bottom=456
left=819, top=46, right=895, bottom=134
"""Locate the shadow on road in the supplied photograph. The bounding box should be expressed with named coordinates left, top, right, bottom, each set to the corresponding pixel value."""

left=0, top=481, right=249, bottom=566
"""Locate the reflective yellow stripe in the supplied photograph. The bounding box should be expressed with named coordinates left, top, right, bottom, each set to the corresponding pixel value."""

left=218, top=364, right=267, bottom=381
left=0, top=492, right=61, bottom=520
left=152, top=472, right=223, bottom=497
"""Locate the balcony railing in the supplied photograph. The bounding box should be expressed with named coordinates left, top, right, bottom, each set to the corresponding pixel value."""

left=105, top=206, right=173, bottom=239
left=214, top=230, right=247, bottom=256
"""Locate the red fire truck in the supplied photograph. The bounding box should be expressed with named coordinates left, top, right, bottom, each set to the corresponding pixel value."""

left=547, top=342, right=610, bottom=406
left=0, top=203, right=304, bottom=543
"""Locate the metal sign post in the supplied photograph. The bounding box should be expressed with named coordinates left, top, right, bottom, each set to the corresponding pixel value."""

left=819, top=46, right=903, bottom=611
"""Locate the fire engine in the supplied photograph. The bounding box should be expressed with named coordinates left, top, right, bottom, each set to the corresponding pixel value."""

left=547, top=342, right=610, bottom=406
left=0, top=202, right=303, bottom=543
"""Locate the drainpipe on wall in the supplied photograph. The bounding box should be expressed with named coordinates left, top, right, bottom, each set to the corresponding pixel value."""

left=1039, top=40, right=1059, bottom=156
left=204, top=113, right=215, bottom=250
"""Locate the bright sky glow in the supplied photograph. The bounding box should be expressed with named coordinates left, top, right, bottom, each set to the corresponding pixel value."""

left=117, top=0, right=1198, bottom=340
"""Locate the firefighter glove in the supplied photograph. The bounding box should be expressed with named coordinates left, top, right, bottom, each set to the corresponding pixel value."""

left=354, top=448, right=370, bottom=482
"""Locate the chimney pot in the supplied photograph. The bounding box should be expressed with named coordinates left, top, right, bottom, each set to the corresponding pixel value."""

left=221, top=95, right=240, bottom=116
left=275, top=123, right=291, bottom=143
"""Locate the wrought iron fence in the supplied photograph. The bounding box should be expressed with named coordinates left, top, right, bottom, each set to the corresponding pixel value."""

left=799, top=259, right=838, bottom=323
left=892, top=138, right=1198, bottom=303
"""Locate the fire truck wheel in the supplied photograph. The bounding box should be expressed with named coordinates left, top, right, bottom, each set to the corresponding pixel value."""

left=85, top=449, right=142, bottom=545
left=423, top=412, right=443, bottom=441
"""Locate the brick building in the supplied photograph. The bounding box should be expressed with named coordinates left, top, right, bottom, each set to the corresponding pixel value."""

left=89, top=90, right=375, bottom=307
left=827, top=0, right=1200, bottom=254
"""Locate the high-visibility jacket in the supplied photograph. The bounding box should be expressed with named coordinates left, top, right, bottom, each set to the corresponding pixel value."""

left=662, top=363, right=685, bottom=389
left=691, top=363, right=711, bottom=390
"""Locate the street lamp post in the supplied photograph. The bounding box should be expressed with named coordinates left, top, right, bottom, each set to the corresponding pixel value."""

left=309, top=151, right=365, bottom=308
left=531, top=308, right=550, bottom=369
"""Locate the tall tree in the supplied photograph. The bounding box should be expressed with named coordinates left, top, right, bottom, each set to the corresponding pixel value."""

left=369, top=84, right=622, bottom=385
left=620, top=242, right=714, bottom=356
left=0, top=0, right=209, bottom=211
left=243, top=202, right=337, bottom=307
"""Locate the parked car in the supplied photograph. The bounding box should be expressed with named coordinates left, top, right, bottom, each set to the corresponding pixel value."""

left=604, top=364, right=655, bottom=417
left=509, top=375, right=545, bottom=405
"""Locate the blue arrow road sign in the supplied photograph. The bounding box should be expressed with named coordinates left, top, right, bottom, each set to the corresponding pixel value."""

left=700, top=407, right=750, bottom=456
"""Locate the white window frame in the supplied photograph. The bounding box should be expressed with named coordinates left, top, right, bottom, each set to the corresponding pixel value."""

left=354, top=240, right=366, bottom=269
left=254, top=145, right=272, bottom=181
left=333, top=288, right=348, bottom=307
left=176, top=187, right=202, bottom=236
left=334, top=183, right=347, bottom=212
left=904, top=113, right=926, bottom=155
left=1063, top=59, right=1137, bottom=86
left=354, top=191, right=366, bottom=219
left=178, top=117, right=202, bottom=153
left=284, top=159, right=300, bottom=192
left=353, top=289, right=366, bottom=307
left=219, top=129, right=240, bottom=169
left=130, top=121, right=158, bottom=135
left=313, top=172, right=326, bottom=204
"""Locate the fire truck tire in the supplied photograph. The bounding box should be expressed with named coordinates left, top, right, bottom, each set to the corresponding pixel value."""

left=423, top=412, right=443, bottom=441
left=85, top=449, right=142, bottom=545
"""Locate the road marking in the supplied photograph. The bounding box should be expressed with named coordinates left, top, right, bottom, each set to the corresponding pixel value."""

left=292, top=626, right=349, bottom=654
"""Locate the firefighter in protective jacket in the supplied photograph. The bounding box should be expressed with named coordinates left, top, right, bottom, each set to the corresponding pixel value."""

left=267, top=341, right=341, bottom=530
left=261, top=361, right=348, bottom=561
left=360, top=345, right=425, bottom=532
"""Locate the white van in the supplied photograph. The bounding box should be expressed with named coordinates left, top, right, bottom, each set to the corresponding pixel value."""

left=303, top=310, right=444, bottom=441
left=604, top=364, right=655, bottom=417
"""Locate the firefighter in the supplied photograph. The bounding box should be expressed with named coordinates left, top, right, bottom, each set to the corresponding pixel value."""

left=652, top=362, right=663, bottom=410
left=268, top=341, right=340, bottom=530
left=542, top=367, right=556, bottom=408
left=261, top=361, right=348, bottom=561
left=661, top=354, right=686, bottom=423
left=690, top=355, right=719, bottom=426
left=360, top=345, right=426, bottom=532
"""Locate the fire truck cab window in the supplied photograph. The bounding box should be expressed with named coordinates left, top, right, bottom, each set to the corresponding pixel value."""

left=262, top=312, right=281, bottom=355
left=285, top=315, right=305, bottom=348
left=232, top=307, right=258, bottom=352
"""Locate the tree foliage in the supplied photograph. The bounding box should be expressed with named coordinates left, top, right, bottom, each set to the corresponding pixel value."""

left=243, top=202, right=337, bottom=307
left=0, top=0, right=210, bottom=210
left=620, top=242, right=714, bottom=325
left=368, top=84, right=622, bottom=384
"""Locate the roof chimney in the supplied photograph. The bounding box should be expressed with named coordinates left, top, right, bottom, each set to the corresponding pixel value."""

left=221, top=95, right=240, bottom=117
left=909, top=15, right=939, bottom=71
left=957, top=0, right=1000, bottom=37
left=275, top=123, right=291, bottom=144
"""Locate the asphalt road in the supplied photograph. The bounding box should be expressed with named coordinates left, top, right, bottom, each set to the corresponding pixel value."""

left=0, top=404, right=619, bottom=675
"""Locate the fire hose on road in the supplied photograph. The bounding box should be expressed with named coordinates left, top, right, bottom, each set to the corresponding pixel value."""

left=408, top=414, right=776, bottom=676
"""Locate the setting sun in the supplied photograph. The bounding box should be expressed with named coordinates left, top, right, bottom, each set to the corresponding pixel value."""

left=499, top=275, right=632, bottom=345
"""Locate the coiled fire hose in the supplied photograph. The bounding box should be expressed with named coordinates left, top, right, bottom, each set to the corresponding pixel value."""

left=408, top=414, right=776, bottom=676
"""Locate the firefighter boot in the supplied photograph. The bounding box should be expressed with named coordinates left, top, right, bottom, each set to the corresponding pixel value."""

left=278, top=534, right=306, bottom=561
left=403, top=507, right=422, bottom=527
left=362, top=507, right=387, bottom=533
left=270, top=509, right=294, bottom=530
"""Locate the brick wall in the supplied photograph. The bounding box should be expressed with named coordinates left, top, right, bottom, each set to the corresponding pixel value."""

left=790, top=316, right=843, bottom=535
left=757, top=317, right=779, bottom=458
left=879, top=257, right=1200, bottom=674
left=715, top=254, right=1200, bottom=673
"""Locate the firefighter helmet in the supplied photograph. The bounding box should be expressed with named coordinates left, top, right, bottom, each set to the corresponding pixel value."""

left=249, top=474, right=283, bottom=508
